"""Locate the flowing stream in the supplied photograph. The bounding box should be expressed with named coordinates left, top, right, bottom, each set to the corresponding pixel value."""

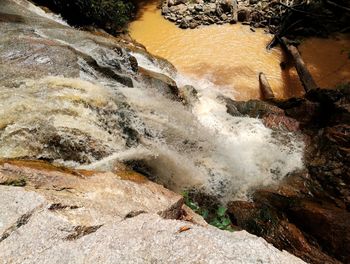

left=129, top=1, right=350, bottom=100
left=1, top=0, right=307, bottom=202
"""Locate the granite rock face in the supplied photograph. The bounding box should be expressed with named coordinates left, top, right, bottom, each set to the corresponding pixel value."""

left=0, top=161, right=304, bottom=263
left=0, top=160, right=185, bottom=224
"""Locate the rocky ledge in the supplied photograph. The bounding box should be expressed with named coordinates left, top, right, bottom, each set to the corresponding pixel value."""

left=0, top=160, right=304, bottom=263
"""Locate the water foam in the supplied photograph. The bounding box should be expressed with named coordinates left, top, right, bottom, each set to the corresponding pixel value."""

left=0, top=7, right=304, bottom=201
left=128, top=52, right=304, bottom=200
left=13, top=0, right=69, bottom=26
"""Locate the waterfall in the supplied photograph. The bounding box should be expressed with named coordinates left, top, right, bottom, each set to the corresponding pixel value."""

left=0, top=0, right=304, bottom=202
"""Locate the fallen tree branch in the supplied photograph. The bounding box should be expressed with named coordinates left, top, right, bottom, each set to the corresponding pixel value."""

left=280, top=37, right=318, bottom=92
left=259, top=72, right=275, bottom=100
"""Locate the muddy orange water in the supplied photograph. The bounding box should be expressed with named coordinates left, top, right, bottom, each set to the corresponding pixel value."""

left=129, top=2, right=350, bottom=100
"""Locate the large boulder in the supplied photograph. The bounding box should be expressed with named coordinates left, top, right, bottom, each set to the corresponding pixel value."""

left=288, top=199, right=350, bottom=263
left=0, top=159, right=305, bottom=263
left=167, top=0, right=187, bottom=7
left=138, top=67, right=180, bottom=99
left=216, top=0, right=238, bottom=15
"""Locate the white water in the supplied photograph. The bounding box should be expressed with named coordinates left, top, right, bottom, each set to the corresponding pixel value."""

left=0, top=0, right=305, bottom=201
left=13, top=0, right=69, bottom=26
left=96, top=52, right=305, bottom=200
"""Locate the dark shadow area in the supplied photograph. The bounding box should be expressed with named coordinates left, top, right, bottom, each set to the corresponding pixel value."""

left=131, top=0, right=161, bottom=20
left=30, top=0, right=135, bottom=34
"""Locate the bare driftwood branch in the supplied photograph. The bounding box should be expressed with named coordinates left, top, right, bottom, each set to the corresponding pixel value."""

left=280, top=37, right=318, bottom=92
left=259, top=72, right=275, bottom=100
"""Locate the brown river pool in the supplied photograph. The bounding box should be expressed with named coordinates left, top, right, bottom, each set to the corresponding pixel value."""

left=129, top=1, right=350, bottom=100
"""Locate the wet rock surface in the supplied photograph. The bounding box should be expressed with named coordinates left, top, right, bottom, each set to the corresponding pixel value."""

left=138, top=66, right=180, bottom=99
left=0, top=1, right=307, bottom=263
left=226, top=87, right=350, bottom=264
left=1, top=1, right=348, bottom=263
left=0, top=0, right=184, bottom=164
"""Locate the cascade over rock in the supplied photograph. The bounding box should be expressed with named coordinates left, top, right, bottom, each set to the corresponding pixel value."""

left=4, top=0, right=349, bottom=263
left=0, top=0, right=307, bottom=263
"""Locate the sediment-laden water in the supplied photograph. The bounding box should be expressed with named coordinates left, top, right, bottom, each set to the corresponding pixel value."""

left=129, top=1, right=350, bottom=100
left=1, top=0, right=304, bottom=202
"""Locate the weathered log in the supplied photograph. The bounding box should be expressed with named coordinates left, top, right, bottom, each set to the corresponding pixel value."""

left=280, top=37, right=318, bottom=92
left=259, top=72, right=275, bottom=100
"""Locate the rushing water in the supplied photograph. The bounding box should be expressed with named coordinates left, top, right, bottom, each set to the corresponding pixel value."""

left=1, top=0, right=305, bottom=202
left=129, top=1, right=350, bottom=100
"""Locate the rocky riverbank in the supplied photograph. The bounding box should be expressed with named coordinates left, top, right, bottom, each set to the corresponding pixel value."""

left=0, top=0, right=307, bottom=263
left=162, top=0, right=240, bottom=29
left=162, top=0, right=350, bottom=37
left=1, top=0, right=349, bottom=263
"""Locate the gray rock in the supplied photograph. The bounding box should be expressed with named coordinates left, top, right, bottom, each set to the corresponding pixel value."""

left=0, top=161, right=305, bottom=264
left=208, top=17, right=216, bottom=24
left=0, top=212, right=305, bottom=264
left=167, top=0, right=181, bottom=7
left=230, top=18, right=237, bottom=24
left=179, top=85, right=199, bottom=105
left=169, top=15, right=177, bottom=22
left=177, top=3, right=188, bottom=15
left=221, top=13, right=228, bottom=20
left=179, top=18, right=190, bottom=29
left=216, top=0, right=238, bottom=15
left=0, top=186, right=45, bottom=239
left=137, top=67, right=181, bottom=99
left=237, top=8, right=251, bottom=22
left=249, top=0, right=259, bottom=5
left=185, top=15, right=193, bottom=22
left=188, top=5, right=195, bottom=12
left=204, top=3, right=217, bottom=15
left=0, top=161, right=184, bottom=224
left=194, top=4, right=203, bottom=11
left=162, top=6, right=169, bottom=14
left=189, top=22, right=198, bottom=29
